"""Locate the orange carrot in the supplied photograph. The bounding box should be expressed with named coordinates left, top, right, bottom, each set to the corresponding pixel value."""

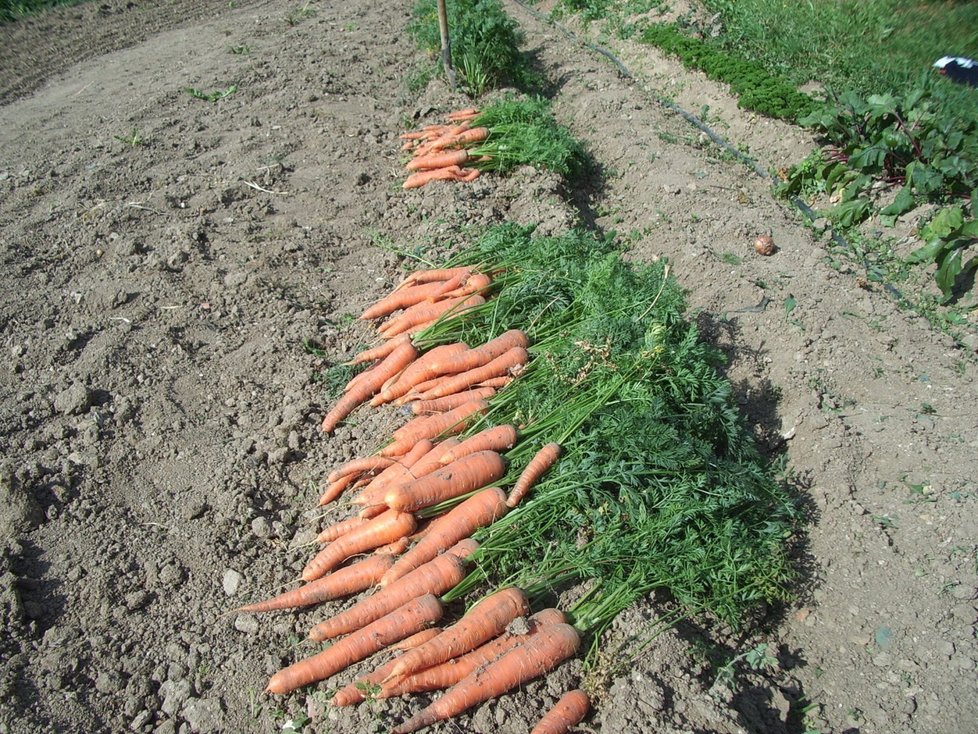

left=402, top=166, right=465, bottom=189
left=446, top=107, right=479, bottom=121
left=237, top=554, right=394, bottom=613
left=371, top=342, right=470, bottom=406
left=384, top=450, right=507, bottom=513
left=346, top=337, right=404, bottom=366
left=381, top=400, right=488, bottom=458
left=308, top=542, right=474, bottom=642
left=350, top=439, right=434, bottom=506
left=266, top=593, right=443, bottom=695
left=474, top=376, right=513, bottom=389
left=360, top=281, right=449, bottom=321
left=376, top=536, right=411, bottom=555
left=390, top=623, right=581, bottom=734
left=380, top=487, right=508, bottom=587
left=322, top=338, right=419, bottom=433
left=331, top=627, right=443, bottom=707
left=438, top=272, right=492, bottom=300
left=435, top=425, right=517, bottom=466
left=506, top=442, right=562, bottom=508
left=328, top=456, right=398, bottom=485
left=378, top=294, right=485, bottom=339
left=399, top=330, right=529, bottom=402
left=407, top=149, right=470, bottom=172
left=316, top=514, right=369, bottom=544
left=318, top=471, right=359, bottom=507
left=531, top=689, right=591, bottom=734
left=301, top=509, right=416, bottom=582
left=377, top=608, right=567, bottom=700
left=452, top=126, right=489, bottom=146
left=392, top=438, right=460, bottom=486
left=396, top=267, right=473, bottom=289
left=409, top=387, right=497, bottom=415
left=427, top=270, right=469, bottom=300
left=416, top=346, right=529, bottom=401
left=384, top=587, right=530, bottom=682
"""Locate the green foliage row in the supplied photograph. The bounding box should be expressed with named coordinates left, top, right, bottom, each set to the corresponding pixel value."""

left=639, top=23, right=819, bottom=122
left=408, top=0, right=541, bottom=97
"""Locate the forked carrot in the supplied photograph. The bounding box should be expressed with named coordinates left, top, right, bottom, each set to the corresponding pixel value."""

left=380, top=487, right=508, bottom=587
left=506, top=442, right=562, bottom=508
left=266, top=593, right=443, bottom=695
left=390, top=623, right=582, bottom=734
left=237, top=553, right=394, bottom=613
left=409, top=387, right=497, bottom=415
left=383, top=450, right=508, bottom=513
left=531, top=689, right=591, bottom=734
left=375, top=608, right=567, bottom=700
left=308, top=541, right=475, bottom=642
left=301, top=509, right=416, bottom=582
left=383, top=587, right=530, bottom=682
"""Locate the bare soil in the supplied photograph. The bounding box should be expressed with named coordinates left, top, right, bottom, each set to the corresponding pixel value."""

left=1, top=1, right=975, bottom=733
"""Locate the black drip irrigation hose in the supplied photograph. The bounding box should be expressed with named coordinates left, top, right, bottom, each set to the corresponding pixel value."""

left=507, top=0, right=910, bottom=305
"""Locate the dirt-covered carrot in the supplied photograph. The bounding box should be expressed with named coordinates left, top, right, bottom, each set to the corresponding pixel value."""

left=409, top=387, right=497, bottom=415
left=316, top=514, right=369, bottom=544
left=506, top=442, right=562, bottom=509
left=380, top=487, right=508, bottom=587
left=390, top=623, right=581, bottom=734
left=402, top=166, right=481, bottom=189
left=301, top=509, right=416, bottom=582
left=384, top=587, right=529, bottom=682
left=531, top=689, right=591, bottom=734
left=322, top=338, right=419, bottom=433
left=416, top=346, right=529, bottom=402
left=266, top=594, right=443, bottom=695
left=376, top=608, right=567, bottom=700
left=308, top=541, right=475, bottom=642
left=378, top=294, right=485, bottom=339
left=371, top=343, right=470, bottom=407
left=383, top=450, right=508, bottom=513
left=237, top=554, right=394, bottom=614
left=381, top=400, right=488, bottom=458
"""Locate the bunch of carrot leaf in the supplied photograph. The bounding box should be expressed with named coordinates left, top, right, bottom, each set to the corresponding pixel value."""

left=242, top=223, right=798, bottom=733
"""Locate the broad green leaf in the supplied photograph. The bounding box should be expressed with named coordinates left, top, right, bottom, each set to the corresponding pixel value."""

left=880, top=186, right=914, bottom=216
left=924, top=206, right=964, bottom=239
left=906, top=236, right=947, bottom=264
left=935, top=248, right=963, bottom=298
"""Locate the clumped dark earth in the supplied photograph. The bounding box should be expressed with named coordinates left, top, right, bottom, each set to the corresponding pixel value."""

left=1, top=1, right=975, bottom=733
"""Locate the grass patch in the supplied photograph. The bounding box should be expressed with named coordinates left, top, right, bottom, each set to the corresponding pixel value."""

left=0, top=0, right=85, bottom=23
left=408, top=0, right=542, bottom=96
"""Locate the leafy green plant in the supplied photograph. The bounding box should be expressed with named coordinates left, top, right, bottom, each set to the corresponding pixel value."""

left=185, top=85, right=238, bottom=102
left=907, top=204, right=978, bottom=302
left=113, top=128, right=145, bottom=147
left=408, top=0, right=541, bottom=96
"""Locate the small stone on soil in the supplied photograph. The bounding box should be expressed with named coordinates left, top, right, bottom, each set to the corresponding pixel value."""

left=222, top=569, right=242, bottom=596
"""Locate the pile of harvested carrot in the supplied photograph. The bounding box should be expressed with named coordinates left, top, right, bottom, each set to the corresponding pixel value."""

left=400, top=107, right=488, bottom=189
left=239, top=264, right=585, bottom=733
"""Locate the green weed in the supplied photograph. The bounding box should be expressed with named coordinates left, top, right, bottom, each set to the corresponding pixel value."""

left=185, top=85, right=237, bottom=102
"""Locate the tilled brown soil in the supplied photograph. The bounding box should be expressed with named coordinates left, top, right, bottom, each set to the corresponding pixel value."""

left=1, top=1, right=975, bottom=733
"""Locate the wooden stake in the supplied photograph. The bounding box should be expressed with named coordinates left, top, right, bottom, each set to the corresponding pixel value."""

left=436, top=0, right=457, bottom=90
